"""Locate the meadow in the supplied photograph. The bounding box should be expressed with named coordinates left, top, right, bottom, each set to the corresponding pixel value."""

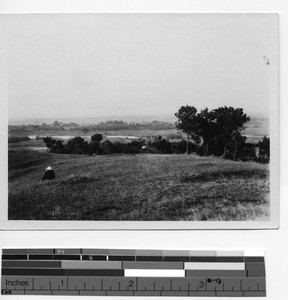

left=8, top=140, right=269, bottom=221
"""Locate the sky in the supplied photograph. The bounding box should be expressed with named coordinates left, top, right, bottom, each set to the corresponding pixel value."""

left=2, top=14, right=278, bottom=122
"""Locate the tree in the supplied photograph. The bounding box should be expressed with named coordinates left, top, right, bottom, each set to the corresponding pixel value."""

left=212, top=106, right=250, bottom=158
left=100, top=140, right=116, bottom=155
left=196, top=108, right=218, bottom=156
left=88, top=133, right=104, bottom=155
left=175, top=106, right=198, bottom=154
left=231, top=131, right=246, bottom=161
left=91, top=133, right=103, bottom=144
left=53, top=121, right=60, bottom=128
left=42, top=137, right=66, bottom=153
left=51, top=140, right=66, bottom=154
left=66, top=137, right=89, bottom=154
left=257, top=136, right=270, bottom=163
left=236, top=141, right=257, bottom=162
left=43, top=137, right=57, bottom=151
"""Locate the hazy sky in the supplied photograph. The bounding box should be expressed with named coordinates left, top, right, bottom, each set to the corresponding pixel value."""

left=3, top=14, right=278, bottom=122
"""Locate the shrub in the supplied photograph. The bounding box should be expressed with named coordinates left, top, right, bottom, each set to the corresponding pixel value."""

left=257, top=136, right=270, bottom=163
left=66, top=137, right=89, bottom=154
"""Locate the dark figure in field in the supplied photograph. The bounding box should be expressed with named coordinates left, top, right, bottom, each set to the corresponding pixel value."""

left=41, top=166, right=55, bottom=182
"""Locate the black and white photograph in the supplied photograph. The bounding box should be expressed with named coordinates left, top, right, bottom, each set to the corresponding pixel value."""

left=1, top=13, right=279, bottom=229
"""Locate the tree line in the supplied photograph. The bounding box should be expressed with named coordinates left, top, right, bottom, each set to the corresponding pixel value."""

left=43, top=133, right=269, bottom=164
left=40, top=105, right=270, bottom=163
left=175, top=105, right=268, bottom=161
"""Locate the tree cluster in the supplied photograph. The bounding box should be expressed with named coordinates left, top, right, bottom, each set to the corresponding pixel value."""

left=43, top=135, right=147, bottom=156
left=43, top=134, right=102, bottom=155
left=175, top=106, right=252, bottom=160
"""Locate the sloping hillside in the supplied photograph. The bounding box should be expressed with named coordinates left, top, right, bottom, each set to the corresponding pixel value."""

left=8, top=151, right=269, bottom=221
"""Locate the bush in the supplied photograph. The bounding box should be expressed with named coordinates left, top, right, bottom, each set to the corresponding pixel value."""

left=66, top=137, right=89, bottom=154
left=99, top=140, right=117, bottom=155
left=257, top=136, right=270, bottom=163
left=51, top=140, right=66, bottom=154
left=148, top=136, right=173, bottom=154
left=234, top=143, right=257, bottom=162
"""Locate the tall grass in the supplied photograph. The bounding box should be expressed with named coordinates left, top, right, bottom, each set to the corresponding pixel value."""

left=8, top=151, right=269, bottom=221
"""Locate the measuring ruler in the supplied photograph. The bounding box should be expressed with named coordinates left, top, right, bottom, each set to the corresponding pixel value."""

left=1, top=249, right=266, bottom=297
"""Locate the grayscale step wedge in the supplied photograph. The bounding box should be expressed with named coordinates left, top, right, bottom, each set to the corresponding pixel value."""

left=1, top=249, right=266, bottom=297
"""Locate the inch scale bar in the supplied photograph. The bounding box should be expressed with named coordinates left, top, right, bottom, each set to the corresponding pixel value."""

left=2, top=276, right=266, bottom=297
left=1, top=249, right=266, bottom=297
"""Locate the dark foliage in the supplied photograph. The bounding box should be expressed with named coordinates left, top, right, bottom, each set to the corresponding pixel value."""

left=257, top=136, right=270, bottom=163
left=175, top=106, right=198, bottom=154
left=171, top=140, right=197, bottom=154
left=148, top=136, right=173, bottom=154
left=66, top=137, right=90, bottom=154
left=175, top=105, right=251, bottom=160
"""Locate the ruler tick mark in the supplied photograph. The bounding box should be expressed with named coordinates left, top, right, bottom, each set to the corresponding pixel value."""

left=1, top=248, right=266, bottom=297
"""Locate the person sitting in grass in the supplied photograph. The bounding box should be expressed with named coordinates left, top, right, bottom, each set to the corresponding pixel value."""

left=41, top=166, right=56, bottom=182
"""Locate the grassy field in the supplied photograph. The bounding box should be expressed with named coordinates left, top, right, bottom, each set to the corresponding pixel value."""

left=8, top=141, right=270, bottom=221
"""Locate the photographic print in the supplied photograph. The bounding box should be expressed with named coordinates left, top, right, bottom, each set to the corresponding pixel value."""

left=0, top=13, right=278, bottom=229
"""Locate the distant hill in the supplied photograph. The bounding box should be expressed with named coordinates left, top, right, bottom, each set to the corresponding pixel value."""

left=8, top=114, right=177, bottom=126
